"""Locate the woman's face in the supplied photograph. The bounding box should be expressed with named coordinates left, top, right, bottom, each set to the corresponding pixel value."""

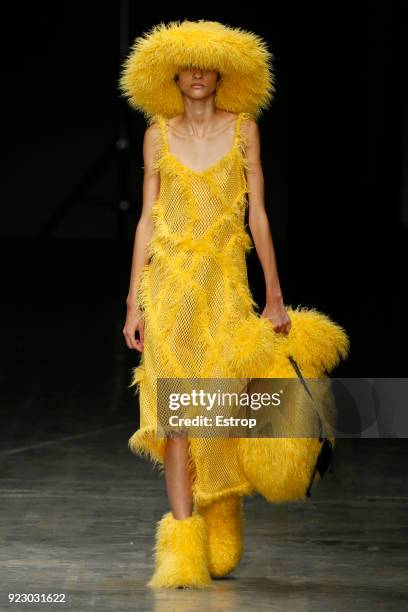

left=175, top=66, right=220, bottom=99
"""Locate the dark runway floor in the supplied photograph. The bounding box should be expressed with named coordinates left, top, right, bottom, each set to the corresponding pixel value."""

left=1, top=239, right=407, bottom=611
left=2, top=429, right=408, bottom=610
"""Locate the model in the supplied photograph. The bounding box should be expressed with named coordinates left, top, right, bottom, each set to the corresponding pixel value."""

left=119, top=19, right=350, bottom=590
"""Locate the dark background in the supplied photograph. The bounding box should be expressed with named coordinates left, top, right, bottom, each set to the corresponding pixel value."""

left=1, top=3, right=407, bottom=449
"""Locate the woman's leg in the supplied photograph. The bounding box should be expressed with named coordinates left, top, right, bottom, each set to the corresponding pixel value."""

left=163, top=432, right=194, bottom=519
left=147, top=432, right=212, bottom=588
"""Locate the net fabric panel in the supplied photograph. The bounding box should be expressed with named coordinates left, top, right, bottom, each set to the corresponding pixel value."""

left=128, top=111, right=278, bottom=506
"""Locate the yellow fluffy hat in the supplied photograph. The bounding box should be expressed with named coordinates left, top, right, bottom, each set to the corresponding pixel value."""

left=118, top=19, right=275, bottom=121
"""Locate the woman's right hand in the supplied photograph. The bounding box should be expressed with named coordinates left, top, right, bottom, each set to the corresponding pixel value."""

left=123, top=304, right=145, bottom=352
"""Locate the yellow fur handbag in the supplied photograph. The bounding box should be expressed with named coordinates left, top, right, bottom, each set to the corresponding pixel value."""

left=237, top=306, right=350, bottom=503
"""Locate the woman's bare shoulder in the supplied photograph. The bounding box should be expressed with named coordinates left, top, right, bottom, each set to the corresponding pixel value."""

left=143, top=119, right=163, bottom=167
left=143, top=120, right=163, bottom=148
left=241, top=113, right=259, bottom=143
left=218, top=110, right=241, bottom=130
left=144, top=118, right=162, bottom=137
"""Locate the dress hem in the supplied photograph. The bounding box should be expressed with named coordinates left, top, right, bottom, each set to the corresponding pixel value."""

left=128, top=425, right=256, bottom=506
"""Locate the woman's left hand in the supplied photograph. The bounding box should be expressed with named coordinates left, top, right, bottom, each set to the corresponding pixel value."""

left=261, top=297, right=291, bottom=335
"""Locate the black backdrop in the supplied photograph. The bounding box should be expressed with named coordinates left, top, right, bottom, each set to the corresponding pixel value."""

left=1, top=3, right=407, bottom=387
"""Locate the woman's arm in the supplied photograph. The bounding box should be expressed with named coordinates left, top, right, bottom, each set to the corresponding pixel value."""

left=243, top=118, right=291, bottom=335
left=123, top=124, right=161, bottom=351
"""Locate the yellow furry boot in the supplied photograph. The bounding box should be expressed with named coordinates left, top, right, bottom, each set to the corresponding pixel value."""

left=147, top=510, right=212, bottom=589
left=196, top=495, right=244, bottom=578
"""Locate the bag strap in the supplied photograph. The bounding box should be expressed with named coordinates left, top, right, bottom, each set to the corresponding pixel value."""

left=287, top=355, right=335, bottom=497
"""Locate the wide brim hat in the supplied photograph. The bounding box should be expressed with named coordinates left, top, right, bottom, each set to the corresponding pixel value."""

left=118, top=19, right=276, bottom=121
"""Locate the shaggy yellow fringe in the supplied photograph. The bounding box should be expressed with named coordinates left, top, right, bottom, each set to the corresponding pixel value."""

left=118, top=19, right=275, bottom=121
left=126, top=107, right=351, bottom=507
left=196, top=495, right=244, bottom=577
left=147, top=511, right=212, bottom=589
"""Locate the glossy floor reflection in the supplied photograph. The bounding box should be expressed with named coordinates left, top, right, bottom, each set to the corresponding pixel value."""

left=1, top=428, right=407, bottom=611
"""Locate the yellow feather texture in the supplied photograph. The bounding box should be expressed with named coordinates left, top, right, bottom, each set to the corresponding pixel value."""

left=195, top=495, right=244, bottom=578
left=118, top=19, right=276, bottom=120
left=124, top=101, right=351, bottom=506
left=147, top=511, right=212, bottom=589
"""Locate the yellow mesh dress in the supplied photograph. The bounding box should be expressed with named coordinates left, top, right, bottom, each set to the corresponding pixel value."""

left=129, top=111, right=297, bottom=505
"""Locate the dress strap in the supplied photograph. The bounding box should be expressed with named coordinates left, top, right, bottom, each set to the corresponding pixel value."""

left=149, top=114, right=169, bottom=171
left=234, top=111, right=251, bottom=169
left=234, top=112, right=244, bottom=138
left=156, top=115, right=169, bottom=152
